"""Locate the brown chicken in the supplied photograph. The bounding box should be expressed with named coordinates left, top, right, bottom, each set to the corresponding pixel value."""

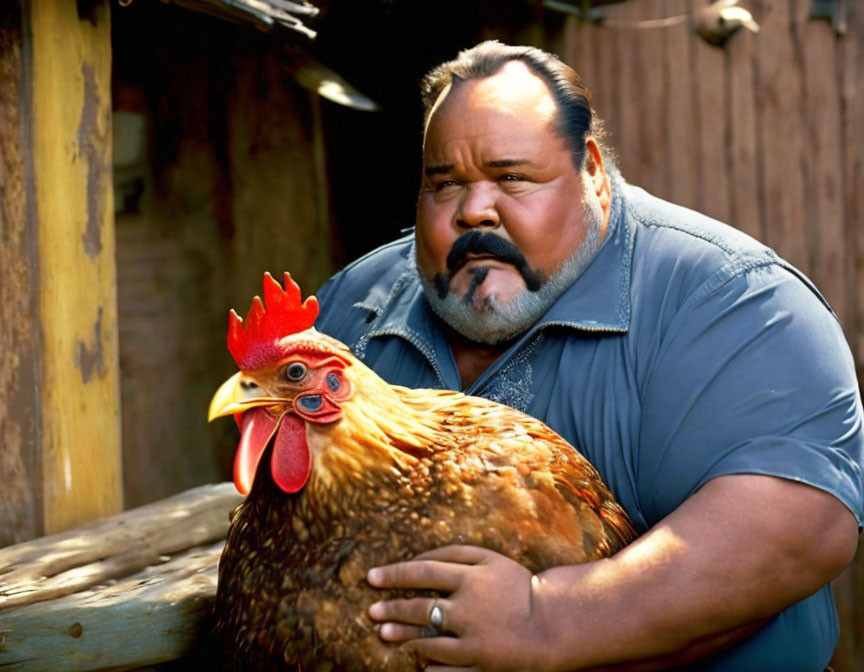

left=208, top=272, right=637, bottom=671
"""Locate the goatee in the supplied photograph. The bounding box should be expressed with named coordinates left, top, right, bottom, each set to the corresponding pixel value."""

left=416, top=197, right=605, bottom=345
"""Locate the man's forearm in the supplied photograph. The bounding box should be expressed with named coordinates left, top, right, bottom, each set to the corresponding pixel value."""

left=580, top=619, right=771, bottom=672
left=529, top=475, right=858, bottom=671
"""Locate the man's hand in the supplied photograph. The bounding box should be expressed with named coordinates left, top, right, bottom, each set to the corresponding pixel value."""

left=367, top=475, right=859, bottom=671
left=368, top=545, right=550, bottom=671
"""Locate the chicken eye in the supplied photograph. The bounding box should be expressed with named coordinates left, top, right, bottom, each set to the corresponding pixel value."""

left=298, top=395, right=322, bottom=412
left=284, top=362, right=307, bottom=382
left=326, top=372, right=341, bottom=392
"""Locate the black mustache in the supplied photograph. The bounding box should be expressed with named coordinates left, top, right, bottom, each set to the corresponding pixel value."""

left=433, top=231, right=545, bottom=299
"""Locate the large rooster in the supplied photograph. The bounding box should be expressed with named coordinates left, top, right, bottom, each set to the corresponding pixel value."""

left=208, top=272, right=637, bottom=671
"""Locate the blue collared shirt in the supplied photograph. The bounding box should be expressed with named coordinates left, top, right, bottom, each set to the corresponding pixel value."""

left=315, top=181, right=864, bottom=671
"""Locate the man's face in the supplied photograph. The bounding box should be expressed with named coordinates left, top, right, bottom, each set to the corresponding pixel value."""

left=414, top=61, right=610, bottom=344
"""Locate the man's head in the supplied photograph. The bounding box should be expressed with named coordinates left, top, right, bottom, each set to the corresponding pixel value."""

left=421, top=41, right=600, bottom=170
left=414, top=41, right=612, bottom=345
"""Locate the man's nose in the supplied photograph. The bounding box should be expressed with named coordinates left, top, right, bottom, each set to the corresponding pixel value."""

left=455, top=184, right=500, bottom=230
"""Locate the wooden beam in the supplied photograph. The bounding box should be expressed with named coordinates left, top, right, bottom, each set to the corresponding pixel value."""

left=0, top=1, right=42, bottom=547
left=0, top=482, right=243, bottom=611
left=0, top=483, right=242, bottom=671
left=0, top=542, right=224, bottom=672
left=12, top=0, right=122, bottom=538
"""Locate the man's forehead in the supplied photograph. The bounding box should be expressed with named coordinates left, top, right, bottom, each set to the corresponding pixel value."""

left=425, top=61, right=558, bottom=134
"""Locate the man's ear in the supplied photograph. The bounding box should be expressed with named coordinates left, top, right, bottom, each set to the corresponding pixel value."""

left=584, top=137, right=610, bottom=216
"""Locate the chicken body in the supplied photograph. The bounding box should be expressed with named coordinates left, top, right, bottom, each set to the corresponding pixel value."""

left=211, top=330, right=637, bottom=672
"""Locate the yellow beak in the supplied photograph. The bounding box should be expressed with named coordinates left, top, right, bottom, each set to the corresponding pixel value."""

left=208, top=372, right=286, bottom=422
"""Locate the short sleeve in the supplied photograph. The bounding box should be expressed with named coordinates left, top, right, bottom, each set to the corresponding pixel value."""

left=637, top=263, right=864, bottom=525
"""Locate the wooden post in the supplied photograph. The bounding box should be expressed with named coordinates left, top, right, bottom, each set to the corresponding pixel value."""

left=0, top=0, right=121, bottom=545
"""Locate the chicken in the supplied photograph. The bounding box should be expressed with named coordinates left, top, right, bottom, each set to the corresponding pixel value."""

left=208, top=272, right=637, bottom=672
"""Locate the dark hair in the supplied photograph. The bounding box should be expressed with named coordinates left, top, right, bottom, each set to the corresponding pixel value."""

left=420, top=41, right=605, bottom=169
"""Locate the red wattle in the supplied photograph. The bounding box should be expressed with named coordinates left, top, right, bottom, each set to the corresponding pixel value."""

left=270, top=413, right=310, bottom=493
left=234, top=408, right=279, bottom=495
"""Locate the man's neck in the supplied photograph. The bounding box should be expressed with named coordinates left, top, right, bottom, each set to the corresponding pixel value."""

left=444, top=325, right=513, bottom=390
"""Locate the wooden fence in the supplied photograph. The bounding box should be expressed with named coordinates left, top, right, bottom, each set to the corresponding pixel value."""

left=561, top=2, right=863, bottom=668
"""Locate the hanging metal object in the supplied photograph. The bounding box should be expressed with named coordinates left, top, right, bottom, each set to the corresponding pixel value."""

left=694, top=0, right=760, bottom=47
left=292, top=58, right=380, bottom=111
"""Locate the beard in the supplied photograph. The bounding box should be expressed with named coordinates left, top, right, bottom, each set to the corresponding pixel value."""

left=416, top=189, right=605, bottom=346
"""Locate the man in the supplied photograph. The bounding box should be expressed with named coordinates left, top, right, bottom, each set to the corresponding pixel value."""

left=313, top=41, right=863, bottom=670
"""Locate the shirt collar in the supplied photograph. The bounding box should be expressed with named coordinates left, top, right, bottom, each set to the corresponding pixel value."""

left=358, top=169, right=634, bottom=361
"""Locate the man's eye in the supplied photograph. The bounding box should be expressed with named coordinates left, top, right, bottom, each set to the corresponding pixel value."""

left=435, top=179, right=459, bottom=191
left=284, top=362, right=308, bottom=382
left=500, top=174, right=524, bottom=182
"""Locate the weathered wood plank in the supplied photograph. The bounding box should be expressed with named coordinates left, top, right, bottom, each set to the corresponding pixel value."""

left=752, top=0, right=809, bottom=272
left=664, top=0, right=699, bottom=212
left=691, top=0, right=731, bottom=224
left=797, top=3, right=847, bottom=326
left=838, top=0, right=864, bottom=367
left=626, top=0, right=669, bottom=198
left=0, top=483, right=242, bottom=611
left=0, top=0, right=42, bottom=547
left=725, top=1, right=761, bottom=240
left=562, top=15, right=597, bottom=116
left=594, top=18, right=623, bottom=157
left=607, top=3, right=640, bottom=183
left=29, top=0, right=123, bottom=534
left=226, top=40, right=333, bottom=309
left=0, top=542, right=223, bottom=672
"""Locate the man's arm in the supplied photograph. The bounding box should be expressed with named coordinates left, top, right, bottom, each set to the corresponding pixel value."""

left=534, top=474, right=857, bottom=670
left=368, top=474, right=858, bottom=671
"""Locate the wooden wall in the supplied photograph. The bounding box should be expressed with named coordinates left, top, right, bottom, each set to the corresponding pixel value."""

left=111, top=4, right=333, bottom=509
left=564, top=0, right=861, bottom=361
left=562, top=2, right=863, bottom=669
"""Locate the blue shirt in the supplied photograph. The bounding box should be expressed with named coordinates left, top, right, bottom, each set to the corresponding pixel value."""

left=315, top=180, right=864, bottom=671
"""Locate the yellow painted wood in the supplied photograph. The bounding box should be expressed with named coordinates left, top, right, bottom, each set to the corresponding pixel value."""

left=30, top=0, right=122, bottom=533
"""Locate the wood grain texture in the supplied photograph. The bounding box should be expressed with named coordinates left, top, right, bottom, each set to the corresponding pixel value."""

left=691, top=0, right=731, bottom=224
left=664, top=0, right=699, bottom=212
left=752, top=0, right=809, bottom=271
left=0, top=482, right=242, bottom=611
left=798, top=3, right=847, bottom=325
left=0, top=0, right=41, bottom=547
left=29, top=0, right=122, bottom=534
left=0, top=542, right=223, bottom=672
left=726, top=2, right=762, bottom=241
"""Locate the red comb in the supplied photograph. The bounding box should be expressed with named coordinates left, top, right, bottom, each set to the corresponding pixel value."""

left=227, top=272, right=319, bottom=370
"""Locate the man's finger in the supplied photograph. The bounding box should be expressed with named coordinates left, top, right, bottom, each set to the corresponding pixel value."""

left=376, top=622, right=425, bottom=643
left=403, top=635, right=473, bottom=667
left=367, top=560, right=464, bottom=591
left=369, top=597, right=454, bottom=627
left=413, top=545, right=493, bottom=564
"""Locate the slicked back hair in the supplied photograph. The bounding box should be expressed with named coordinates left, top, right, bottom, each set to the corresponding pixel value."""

left=420, top=41, right=604, bottom=170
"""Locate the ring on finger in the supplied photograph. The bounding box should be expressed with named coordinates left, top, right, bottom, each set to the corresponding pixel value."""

left=429, top=600, right=445, bottom=630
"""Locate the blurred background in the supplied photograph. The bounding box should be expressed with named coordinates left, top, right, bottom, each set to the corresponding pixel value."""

left=1, top=0, right=862, bottom=667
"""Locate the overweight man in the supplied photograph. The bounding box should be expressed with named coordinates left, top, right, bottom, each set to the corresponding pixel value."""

left=314, top=41, right=864, bottom=671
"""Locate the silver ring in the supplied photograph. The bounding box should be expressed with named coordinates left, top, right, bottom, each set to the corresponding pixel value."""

left=429, top=602, right=444, bottom=629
